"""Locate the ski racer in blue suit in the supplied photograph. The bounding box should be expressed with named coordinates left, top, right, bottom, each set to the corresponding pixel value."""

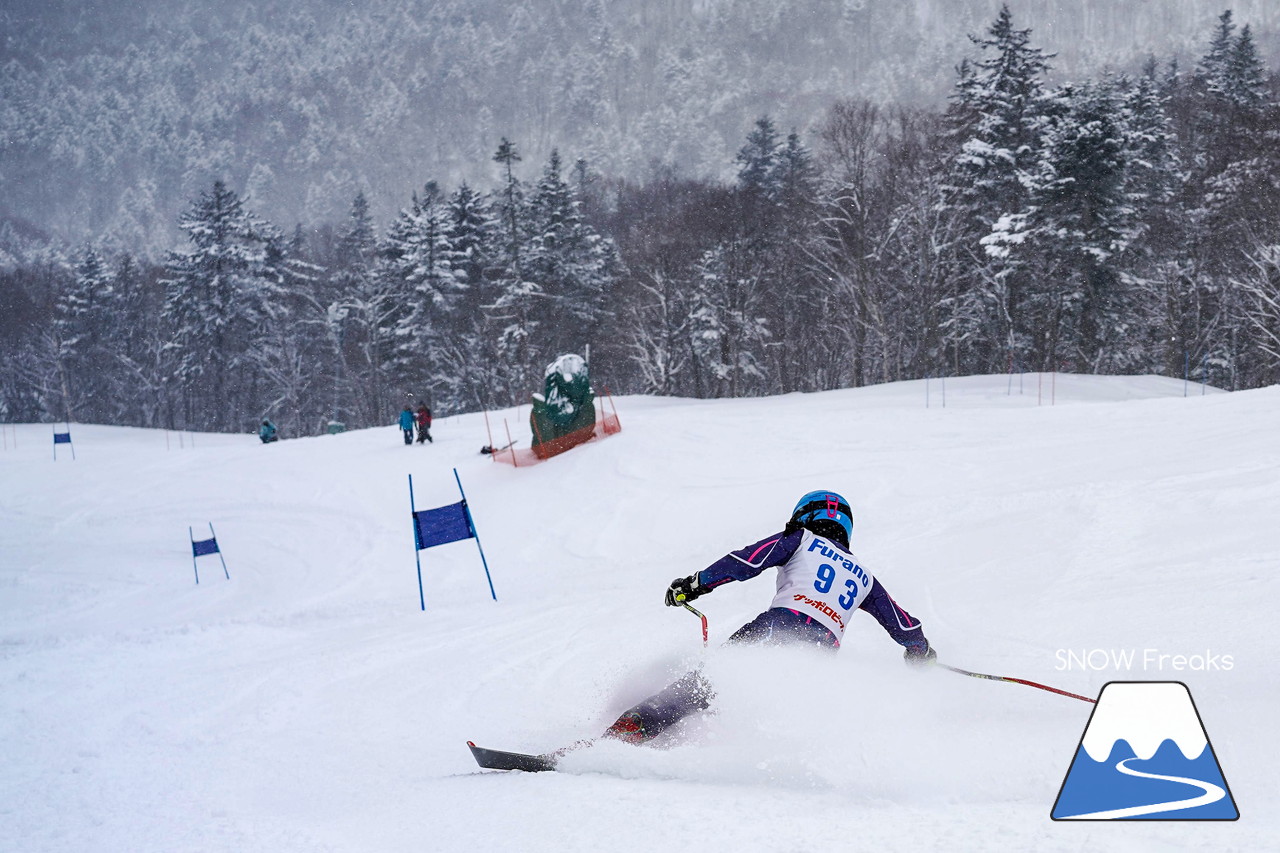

left=603, top=490, right=936, bottom=744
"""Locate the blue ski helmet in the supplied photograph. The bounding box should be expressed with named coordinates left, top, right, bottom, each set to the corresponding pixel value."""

left=790, top=490, right=853, bottom=547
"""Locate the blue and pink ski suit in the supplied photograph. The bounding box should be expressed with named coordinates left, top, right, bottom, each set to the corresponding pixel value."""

left=614, top=527, right=930, bottom=739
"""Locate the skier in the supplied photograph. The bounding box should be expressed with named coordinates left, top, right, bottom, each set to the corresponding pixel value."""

left=602, top=490, right=936, bottom=745
left=258, top=419, right=279, bottom=444
left=415, top=403, right=433, bottom=444
left=398, top=405, right=415, bottom=445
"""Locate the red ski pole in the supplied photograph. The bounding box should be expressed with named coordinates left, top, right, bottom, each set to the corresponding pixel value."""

left=942, top=664, right=1095, bottom=704
left=678, top=600, right=709, bottom=647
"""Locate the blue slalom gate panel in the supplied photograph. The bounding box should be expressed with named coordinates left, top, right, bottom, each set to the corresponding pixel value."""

left=52, top=425, right=75, bottom=460
left=191, top=537, right=221, bottom=557
left=413, top=501, right=473, bottom=550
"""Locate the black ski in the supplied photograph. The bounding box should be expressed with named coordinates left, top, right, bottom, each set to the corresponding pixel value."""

left=467, top=741, right=560, bottom=772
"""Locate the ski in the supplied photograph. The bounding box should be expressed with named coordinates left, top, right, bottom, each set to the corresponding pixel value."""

left=467, top=738, right=598, bottom=772
left=466, top=741, right=561, bottom=772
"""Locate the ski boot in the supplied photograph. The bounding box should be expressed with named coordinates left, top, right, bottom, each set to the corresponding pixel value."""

left=602, top=711, right=653, bottom=745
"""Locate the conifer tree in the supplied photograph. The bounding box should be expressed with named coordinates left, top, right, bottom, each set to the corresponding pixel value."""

left=53, top=245, right=114, bottom=421
left=447, top=182, right=496, bottom=298
left=161, top=180, right=287, bottom=430
left=109, top=252, right=168, bottom=427
left=432, top=182, right=504, bottom=412
left=329, top=192, right=382, bottom=424
left=770, top=130, right=823, bottom=391
left=524, top=150, right=620, bottom=360
left=938, top=4, right=1053, bottom=372
left=370, top=192, right=430, bottom=409
left=1016, top=81, right=1139, bottom=370
left=735, top=116, right=782, bottom=200
left=489, top=138, right=539, bottom=400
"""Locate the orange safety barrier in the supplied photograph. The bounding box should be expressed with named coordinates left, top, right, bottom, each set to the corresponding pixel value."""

left=489, top=389, right=621, bottom=467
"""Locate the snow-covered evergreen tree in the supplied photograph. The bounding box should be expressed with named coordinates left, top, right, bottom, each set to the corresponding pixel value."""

left=523, top=150, right=621, bottom=360
left=1185, top=13, right=1278, bottom=388
left=108, top=253, right=169, bottom=427
left=769, top=129, right=825, bottom=391
left=447, top=183, right=497, bottom=298
left=431, top=182, right=505, bottom=412
left=1197, top=11, right=1239, bottom=104
left=328, top=192, right=384, bottom=424
left=735, top=116, right=782, bottom=200
left=160, top=180, right=288, bottom=431
left=369, top=193, right=430, bottom=413
left=488, top=137, right=538, bottom=400
left=1010, top=80, right=1139, bottom=371
left=1122, top=67, right=1182, bottom=245
left=52, top=245, right=114, bottom=421
left=939, top=3, right=1054, bottom=372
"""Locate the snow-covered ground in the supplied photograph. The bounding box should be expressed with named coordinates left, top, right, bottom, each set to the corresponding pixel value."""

left=2, top=373, right=1275, bottom=852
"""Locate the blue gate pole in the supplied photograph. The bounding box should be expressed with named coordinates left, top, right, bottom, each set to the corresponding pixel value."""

left=409, top=474, right=426, bottom=611
left=454, top=468, right=497, bottom=601
left=208, top=522, right=230, bottom=579
left=189, top=526, right=200, bottom=585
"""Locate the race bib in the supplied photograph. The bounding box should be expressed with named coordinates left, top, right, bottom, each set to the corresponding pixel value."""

left=769, top=530, right=874, bottom=639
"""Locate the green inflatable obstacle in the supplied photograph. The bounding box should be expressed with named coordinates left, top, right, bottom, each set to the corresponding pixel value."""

left=530, top=354, right=597, bottom=459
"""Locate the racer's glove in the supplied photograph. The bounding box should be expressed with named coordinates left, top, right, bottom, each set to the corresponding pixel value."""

left=903, top=642, right=938, bottom=667
left=664, top=574, right=707, bottom=607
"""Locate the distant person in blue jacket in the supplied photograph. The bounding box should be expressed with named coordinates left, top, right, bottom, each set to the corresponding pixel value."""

left=259, top=419, right=279, bottom=444
left=602, top=490, right=936, bottom=745
left=398, top=405, right=415, bottom=445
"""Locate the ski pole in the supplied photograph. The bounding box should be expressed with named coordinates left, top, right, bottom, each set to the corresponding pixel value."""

left=941, top=664, right=1095, bottom=704
left=676, top=598, right=708, bottom=647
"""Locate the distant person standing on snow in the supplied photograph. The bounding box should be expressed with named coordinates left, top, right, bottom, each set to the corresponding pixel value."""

left=399, top=405, right=415, bottom=445
left=416, top=403, right=433, bottom=444
left=259, top=419, right=279, bottom=444
left=601, top=490, right=936, bottom=745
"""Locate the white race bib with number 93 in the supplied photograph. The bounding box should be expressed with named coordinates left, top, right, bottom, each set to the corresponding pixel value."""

left=769, top=530, right=875, bottom=640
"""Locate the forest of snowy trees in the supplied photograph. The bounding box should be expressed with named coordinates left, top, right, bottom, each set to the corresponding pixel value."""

left=2, top=6, right=1280, bottom=436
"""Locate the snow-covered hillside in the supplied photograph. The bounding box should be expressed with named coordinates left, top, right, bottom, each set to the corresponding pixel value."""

left=3, top=374, right=1276, bottom=851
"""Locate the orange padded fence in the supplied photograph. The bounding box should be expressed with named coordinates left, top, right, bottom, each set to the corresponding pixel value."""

left=489, top=389, right=621, bottom=467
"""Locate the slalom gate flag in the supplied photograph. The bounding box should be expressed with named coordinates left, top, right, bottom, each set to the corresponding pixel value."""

left=1051, top=681, right=1238, bottom=821
left=189, top=523, right=230, bottom=585
left=409, top=469, right=496, bottom=610
left=191, top=537, right=221, bottom=557
left=413, top=501, right=473, bottom=550
left=52, top=425, right=75, bottom=460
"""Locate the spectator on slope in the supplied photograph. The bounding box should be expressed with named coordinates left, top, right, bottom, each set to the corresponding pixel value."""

left=602, top=490, right=936, bottom=744
left=399, top=405, right=415, bottom=445
left=259, top=419, right=279, bottom=444
left=416, top=403, right=433, bottom=444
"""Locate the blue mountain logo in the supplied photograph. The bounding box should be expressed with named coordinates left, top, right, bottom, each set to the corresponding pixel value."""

left=1052, top=681, right=1238, bottom=820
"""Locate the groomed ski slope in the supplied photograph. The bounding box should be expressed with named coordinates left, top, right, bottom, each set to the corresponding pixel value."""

left=2, top=373, right=1276, bottom=852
